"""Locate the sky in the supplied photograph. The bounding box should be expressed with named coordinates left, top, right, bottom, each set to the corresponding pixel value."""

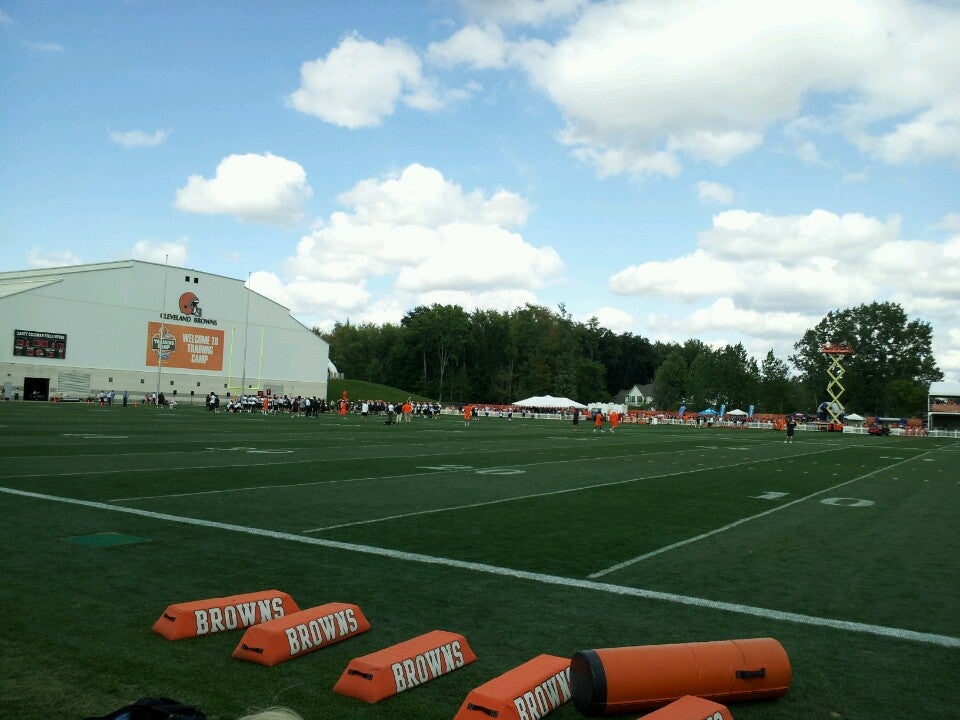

left=2, top=0, right=959, bottom=382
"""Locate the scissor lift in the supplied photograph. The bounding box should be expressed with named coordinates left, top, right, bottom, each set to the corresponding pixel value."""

left=820, top=342, right=853, bottom=430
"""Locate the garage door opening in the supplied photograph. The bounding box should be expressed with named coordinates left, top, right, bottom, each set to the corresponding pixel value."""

left=23, top=377, right=50, bottom=401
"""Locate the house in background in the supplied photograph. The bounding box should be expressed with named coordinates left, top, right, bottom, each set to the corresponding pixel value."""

left=617, top=383, right=654, bottom=407
left=928, top=381, right=960, bottom=431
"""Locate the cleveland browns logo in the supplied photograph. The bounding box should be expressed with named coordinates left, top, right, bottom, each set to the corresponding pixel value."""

left=179, top=292, right=202, bottom=317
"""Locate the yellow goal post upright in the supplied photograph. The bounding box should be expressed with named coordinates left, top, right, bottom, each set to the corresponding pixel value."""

left=820, top=341, right=853, bottom=425
left=225, top=271, right=265, bottom=398
left=226, top=323, right=265, bottom=397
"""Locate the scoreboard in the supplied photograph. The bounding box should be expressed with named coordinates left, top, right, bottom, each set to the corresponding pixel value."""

left=13, top=329, right=67, bottom=359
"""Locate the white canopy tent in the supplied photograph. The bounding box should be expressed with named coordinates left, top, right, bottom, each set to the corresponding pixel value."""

left=588, top=402, right=628, bottom=415
left=726, top=409, right=748, bottom=416
left=514, top=394, right=587, bottom=409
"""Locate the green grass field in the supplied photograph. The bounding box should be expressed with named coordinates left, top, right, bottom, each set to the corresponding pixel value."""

left=1, top=402, right=957, bottom=720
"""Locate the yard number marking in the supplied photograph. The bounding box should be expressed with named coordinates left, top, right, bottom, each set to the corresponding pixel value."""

left=207, top=446, right=293, bottom=454
left=418, top=464, right=526, bottom=476
left=821, top=497, right=874, bottom=508
left=754, top=491, right=789, bottom=500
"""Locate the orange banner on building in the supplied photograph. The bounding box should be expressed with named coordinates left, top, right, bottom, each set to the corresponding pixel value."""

left=145, top=322, right=224, bottom=371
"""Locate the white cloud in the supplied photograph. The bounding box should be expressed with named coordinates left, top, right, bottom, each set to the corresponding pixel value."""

left=131, top=239, right=188, bottom=266
left=610, top=207, right=960, bottom=377
left=609, top=250, right=740, bottom=302
left=853, top=100, right=960, bottom=163
left=647, top=298, right=813, bottom=340
left=841, top=170, right=869, bottom=183
left=937, top=213, right=960, bottom=231
left=795, top=140, right=824, bottom=165
left=417, top=288, right=540, bottom=313
left=393, top=223, right=562, bottom=292
left=611, top=209, right=894, bottom=314
left=261, top=163, right=560, bottom=329
left=697, top=181, right=734, bottom=205
left=248, top=271, right=370, bottom=319
left=505, top=0, right=960, bottom=176
left=428, top=24, right=510, bottom=70
left=23, top=40, right=63, bottom=52
left=289, top=33, right=442, bottom=128
left=698, top=209, right=899, bottom=264
left=0, top=10, right=13, bottom=25
left=26, top=248, right=82, bottom=268
left=175, top=153, right=312, bottom=225
left=668, top=130, right=764, bottom=165
left=458, top=0, right=586, bottom=27
left=110, top=129, right=170, bottom=148
left=567, top=141, right=682, bottom=179
left=587, top=306, right=635, bottom=334
left=337, top=162, right=531, bottom=229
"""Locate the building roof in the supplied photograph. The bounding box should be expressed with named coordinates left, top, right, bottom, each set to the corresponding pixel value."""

left=929, top=381, right=960, bottom=396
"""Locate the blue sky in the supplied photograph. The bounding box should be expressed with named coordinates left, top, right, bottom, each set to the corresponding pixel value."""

left=2, top=0, right=959, bottom=382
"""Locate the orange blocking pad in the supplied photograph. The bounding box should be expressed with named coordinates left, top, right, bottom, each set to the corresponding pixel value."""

left=571, top=638, right=790, bottom=715
left=334, top=629, right=477, bottom=703
left=152, top=590, right=299, bottom=640
left=454, top=654, right=571, bottom=720
left=638, top=696, right=733, bottom=720
left=233, top=602, right=370, bottom=666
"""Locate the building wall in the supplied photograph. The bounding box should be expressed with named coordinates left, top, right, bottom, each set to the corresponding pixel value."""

left=0, top=261, right=329, bottom=400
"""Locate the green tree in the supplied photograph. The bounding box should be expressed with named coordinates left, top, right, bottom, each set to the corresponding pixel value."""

left=758, top=350, right=792, bottom=413
left=509, top=304, right=561, bottom=399
left=790, top=301, right=942, bottom=416
left=685, top=350, right=715, bottom=409
left=607, top=333, right=658, bottom=393
left=575, top=357, right=608, bottom=402
left=401, top=304, right=471, bottom=402
left=653, top=350, right=688, bottom=410
left=712, top=343, right=759, bottom=410
left=681, top=339, right=713, bottom=369
left=466, top=309, right=512, bottom=402
left=320, top=321, right=387, bottom=383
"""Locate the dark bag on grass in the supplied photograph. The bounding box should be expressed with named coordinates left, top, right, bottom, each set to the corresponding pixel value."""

left=83, top=697, right=206, bottom=720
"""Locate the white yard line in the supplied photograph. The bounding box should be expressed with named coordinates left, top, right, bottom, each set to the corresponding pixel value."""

left=2, top=484, right=956, bottom=649
left=589, top=449, right=936, bottom=579
left=0, top=445, right=528, bottom=488
left=305, top=445, right=846, bottom=532
left=111, top=443, right=727, bottom=502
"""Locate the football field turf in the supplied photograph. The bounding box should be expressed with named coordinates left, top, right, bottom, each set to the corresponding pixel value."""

left=1, top=402, right=957, bottom=719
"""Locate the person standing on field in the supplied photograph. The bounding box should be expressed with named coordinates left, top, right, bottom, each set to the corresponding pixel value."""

left=785, top=415, right=797, bottom=443
left=593, top=410, right=604, bottom=432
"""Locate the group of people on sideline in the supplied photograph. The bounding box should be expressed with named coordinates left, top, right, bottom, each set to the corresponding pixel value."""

left=570, top=407, right=620, bottom=432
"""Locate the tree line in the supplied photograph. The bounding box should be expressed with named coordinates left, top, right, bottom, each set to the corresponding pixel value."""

left=317, top=300, right=942, bottom=417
